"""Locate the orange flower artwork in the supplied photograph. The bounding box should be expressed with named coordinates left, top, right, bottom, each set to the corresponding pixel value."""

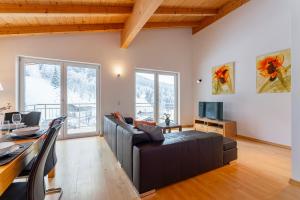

left=256, top=49, right=291, bottom=93
left=212, top=62, right=235, bottom=95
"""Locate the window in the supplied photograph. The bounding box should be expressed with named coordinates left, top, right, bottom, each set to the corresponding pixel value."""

left=19, top=57, right=100, bottom=139
left=135, top=69, right=179, bottom=123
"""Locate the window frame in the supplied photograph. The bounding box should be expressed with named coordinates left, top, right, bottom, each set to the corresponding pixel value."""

left=135, top=68, right=179, bottom=124
left=17, top=56, right=101, bottom=140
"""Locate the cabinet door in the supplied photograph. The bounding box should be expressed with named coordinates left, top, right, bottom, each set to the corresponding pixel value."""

left=195, top=124, right=207, bottom=132
left=207, top=126, right=224, bottom=135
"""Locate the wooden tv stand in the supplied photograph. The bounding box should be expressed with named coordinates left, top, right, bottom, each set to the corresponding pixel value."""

left=194, top=118, right=237, bottom=138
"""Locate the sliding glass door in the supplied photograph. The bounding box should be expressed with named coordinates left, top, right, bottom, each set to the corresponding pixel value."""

left=22, top=60, right=62, bottom=129
left=158, top=74, right=177, bottom=123
left=135, top=72, right=155, bottom=121
left=19, top=57, right=100, bottom=139
left=135, top=69, right=178, bottom=123
left=66, top=65, right=98, bottom=136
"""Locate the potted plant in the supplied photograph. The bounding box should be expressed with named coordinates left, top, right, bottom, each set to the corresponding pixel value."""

left=164, top=113, right=171, bottom=126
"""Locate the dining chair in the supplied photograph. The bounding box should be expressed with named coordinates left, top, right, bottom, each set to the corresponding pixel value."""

left=21, top=112, right=41, bottom=127
left=17, top=116, right=67, bottom=195
left=44, top=116, right=66, bottom=179
left=4, top=112, right=20, bottom=123
left=0, top=122, right=63, bottom=200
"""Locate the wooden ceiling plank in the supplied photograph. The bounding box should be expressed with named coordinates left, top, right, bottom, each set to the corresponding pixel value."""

left=121, top=0, right=163, bottom=48
left=0, top=21, right=200, bottom=36
left=144, top=21, right=201, bottom=29
left=0, top=3, right=133, bottom=14
left=0, top=3, right=217, bottom=16
left=155, top=7, right=217, bottom=16
left=0, top=23, right=124, bottom=35
left=192, top=0, right=250, bottom=35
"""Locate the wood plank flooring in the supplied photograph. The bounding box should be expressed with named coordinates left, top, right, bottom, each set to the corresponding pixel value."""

left=46, top=136, right=300, bottom=200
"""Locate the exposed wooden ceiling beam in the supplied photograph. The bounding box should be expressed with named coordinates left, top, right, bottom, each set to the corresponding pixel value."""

left=121, top=0, right=163, bottom=48
left=0, top=3, right=217, bottom=16
left=192, top=0, right=250, bottom=35
left=0, top=21, right=201, bottom=36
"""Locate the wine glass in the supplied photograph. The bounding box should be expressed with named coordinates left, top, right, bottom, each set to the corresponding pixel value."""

left=12, top=114, right=22, bottom=129
left=0, top=120, right=10, bottom=136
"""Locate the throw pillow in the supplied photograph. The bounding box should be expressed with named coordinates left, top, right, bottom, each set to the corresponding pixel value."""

left=137, top=124, right=165, bottom=142
left=112, top=112, right=126, bottom=123
left=134, top=120, right=156, bottom=128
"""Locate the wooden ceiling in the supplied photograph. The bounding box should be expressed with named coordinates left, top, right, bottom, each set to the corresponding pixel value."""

left=0, top=0, right=249, bottom=48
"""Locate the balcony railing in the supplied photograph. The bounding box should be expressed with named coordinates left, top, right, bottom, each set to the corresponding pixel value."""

left=135, top=102, right=175, bottom=122
left=25, top=103, right=96, bottom=131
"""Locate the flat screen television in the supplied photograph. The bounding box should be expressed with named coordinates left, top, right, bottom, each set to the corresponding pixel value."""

left=198, top=102, right=223, bottom=120
left=198, top=102, right=206, bottom=118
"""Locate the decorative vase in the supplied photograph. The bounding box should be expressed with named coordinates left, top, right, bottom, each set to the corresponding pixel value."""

left=165, top=118, right=170, bottom=126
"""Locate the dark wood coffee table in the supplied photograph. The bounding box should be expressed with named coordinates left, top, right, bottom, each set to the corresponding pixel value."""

left=158, top=123, right=182, bottom=133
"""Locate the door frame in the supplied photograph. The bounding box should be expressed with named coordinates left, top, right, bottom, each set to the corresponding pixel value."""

left=17, top=56, right=101, bottom=140
left=134, top=68, right=179, bottom=124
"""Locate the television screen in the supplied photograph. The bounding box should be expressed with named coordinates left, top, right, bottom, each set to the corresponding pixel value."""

left=204, top=102, right=223, bottom=120
left=198, top=102, right=206, bottom=118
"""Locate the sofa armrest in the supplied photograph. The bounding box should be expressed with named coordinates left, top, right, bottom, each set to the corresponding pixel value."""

left=124, top=117, right=134, bottom=125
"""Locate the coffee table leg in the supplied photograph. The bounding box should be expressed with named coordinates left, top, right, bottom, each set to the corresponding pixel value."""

left=179, top=126, right=182, bottom=132
left=163, top=129, right=166, bottom=134
left=168, top=128, right=171, bottom=133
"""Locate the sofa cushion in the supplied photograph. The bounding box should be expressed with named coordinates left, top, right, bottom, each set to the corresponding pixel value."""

left=137, top=124, right=165, bottom=142
left=223, top=148, right=237, bottom=164
left=223, top=137, right=237, bottom=151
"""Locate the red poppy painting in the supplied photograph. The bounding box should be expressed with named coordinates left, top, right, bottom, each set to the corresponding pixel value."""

left=212, top=62, right=235, bottom=95
left=256, top=49, right=291, bottom=93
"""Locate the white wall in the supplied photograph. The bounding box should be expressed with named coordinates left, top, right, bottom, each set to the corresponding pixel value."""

left=0, top=29, right=194, bottom=126
left=192, top=0, right=292, bottom=146
left=291, top=0, right=300, bottom=181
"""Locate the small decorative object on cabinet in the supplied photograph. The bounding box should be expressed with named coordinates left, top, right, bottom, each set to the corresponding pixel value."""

left=194, top=118, right=237, bottom=139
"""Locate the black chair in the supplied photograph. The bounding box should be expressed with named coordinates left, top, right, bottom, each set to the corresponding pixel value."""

left=4, top=112, right=20, bottom=123
left=21, top=112, right=41, bottom=127
left=43, top=116, right=66, bottom=178
left=0, top=122, right=63, bottom=200
left=18, top=116, right=67, bottom=195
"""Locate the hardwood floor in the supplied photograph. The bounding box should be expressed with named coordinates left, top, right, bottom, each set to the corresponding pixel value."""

left=46, top=137, right=139, bottom=200
left=46, top=136, right=300, bottom=200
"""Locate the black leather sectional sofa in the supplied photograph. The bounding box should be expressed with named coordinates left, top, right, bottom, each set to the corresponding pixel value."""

left=103, top=115, right=237, bottom=194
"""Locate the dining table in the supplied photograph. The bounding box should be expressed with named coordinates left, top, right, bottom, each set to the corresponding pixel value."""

left=0, top=129, right=54, bottom=196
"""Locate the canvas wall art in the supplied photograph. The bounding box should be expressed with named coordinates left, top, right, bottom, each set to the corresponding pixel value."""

left=256, top=49, right=291, bottom=93
left=212, top=62, right=235, bottom=95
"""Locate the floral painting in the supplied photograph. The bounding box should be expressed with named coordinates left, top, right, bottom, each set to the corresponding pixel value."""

left=256, top=49, right=291, bottom=93
left=212, top=62, right=235, bottom=95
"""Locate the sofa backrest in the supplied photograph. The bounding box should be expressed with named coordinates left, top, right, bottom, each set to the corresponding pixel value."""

left=103, top=115, right=118, bottom=156
left=132, top=131, right=224, bottom=193
left=116, top=121, right=151, bottom=180
left=103, top=115, right=151, bottom=180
